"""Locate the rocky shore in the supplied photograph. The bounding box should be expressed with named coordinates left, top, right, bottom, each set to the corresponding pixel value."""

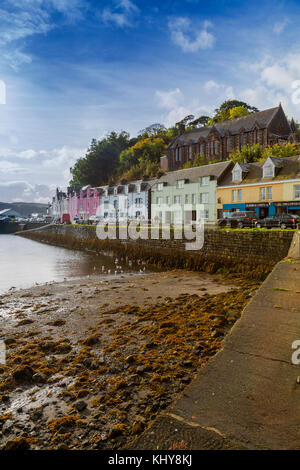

left=0, top=270, right=258, bottom=450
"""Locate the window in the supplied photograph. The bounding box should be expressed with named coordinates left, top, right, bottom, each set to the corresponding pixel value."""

left=166, top=196, right=171, bottom=205
left=199, top=209, right=209, bottom=219
left=227, top=138, right=231, bottom=152
left=240, top=135, right=244, bottom=147
left=157, top=183, right=164, bottom=191
left=295, top=185, right=300, bottom=199
left=200, top=193, right=209, bottom=204
left=192, top=194, right=196, bottom=204
left=94, top=202, right=97, bottom=209
left=200, top=144, right=204, bottom=156
left=177, top=180, right=184, bottom=189
left=189, top=146, right=193, bottom=159
left=263, top=165, right=274, bottom=178
left=260, top=187, right=266, bottom=200
left=175, top=148, right=179, bottom=161
left=238, top=189, right=242, bottom=202
left=214, top=141, right=219, bottom=154
left=267, top=187, right=272, bottom=200
left=210, top=141, right=214, bottom=156
left=232, top=169, right=242, bottom=182
left=174, top=195, right=181, bottom=204
left=174, top=211, right=182, bottom=223
left=201, top=176, right=210, bottom=186
left=185, top=194, right=189, bottom=203
left=156, top=197, right=163, bottom=205
left=232, top=190, right=237, bottom=202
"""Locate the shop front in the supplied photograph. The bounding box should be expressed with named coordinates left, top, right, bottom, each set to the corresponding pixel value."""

left=273, top=201, right=300, bottom=216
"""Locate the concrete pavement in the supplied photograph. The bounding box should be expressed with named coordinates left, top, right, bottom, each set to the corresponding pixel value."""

left=129, top=236, right=300, bottom=450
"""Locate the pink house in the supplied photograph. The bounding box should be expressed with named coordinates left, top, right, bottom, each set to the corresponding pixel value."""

left=67, top=185, right=101, bottom=221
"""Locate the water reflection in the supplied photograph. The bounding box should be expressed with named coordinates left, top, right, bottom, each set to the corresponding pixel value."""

left=0, top=235, right=140, bottom=294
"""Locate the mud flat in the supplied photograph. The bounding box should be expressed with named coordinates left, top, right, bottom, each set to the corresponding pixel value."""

left=0, top=270, right=258, bottom=450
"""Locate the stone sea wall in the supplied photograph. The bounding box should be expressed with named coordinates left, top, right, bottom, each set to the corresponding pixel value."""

left=18, top=224, right=294, bottom=281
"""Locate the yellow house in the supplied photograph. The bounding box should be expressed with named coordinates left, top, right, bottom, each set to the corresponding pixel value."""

left=217, top=155, right=300, bottom=218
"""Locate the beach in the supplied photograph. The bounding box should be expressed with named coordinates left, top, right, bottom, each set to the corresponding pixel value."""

left=0, top=269, right=258, bottom=450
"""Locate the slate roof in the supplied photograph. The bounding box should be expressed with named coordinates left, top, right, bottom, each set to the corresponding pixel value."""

left=168, top=106, right=281, bottom=149
left=218, top=155, right=300, bottom=186
left=154, top=161, right=233, bottom=186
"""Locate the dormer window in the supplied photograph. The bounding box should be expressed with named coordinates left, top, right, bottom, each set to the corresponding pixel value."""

left=263, top=165, right=274, bottom=178
left=201, top=176, right=210, bottom=186
left=157, top=182, right=164, bottom=191
left=177, top=180, right=185, bottom=189
left=232, top=169, right=242, bottom=182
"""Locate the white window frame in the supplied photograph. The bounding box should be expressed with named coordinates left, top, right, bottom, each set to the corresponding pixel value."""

left=267, top=186, right=273, bottom=200
left=294, top=185, right=300, bottom=199
left=263, top=165, right=274, bottom=178
left=260, top=187, right=266, bottom=200
left=200, top=192, right=209, bottom=204
left=201, top=176, right=210, bottom=186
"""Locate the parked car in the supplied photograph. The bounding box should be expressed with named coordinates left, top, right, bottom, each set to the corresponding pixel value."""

left=217, top=211, right=258, bottom=228
left=89, top=215, right=102, bottom=225
left=256, top=214, right=300, bottom=229
left=73, top=217, right=85, bottom=224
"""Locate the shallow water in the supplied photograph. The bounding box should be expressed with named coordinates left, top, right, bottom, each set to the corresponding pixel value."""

left=0, top=234, right=140, bottom=294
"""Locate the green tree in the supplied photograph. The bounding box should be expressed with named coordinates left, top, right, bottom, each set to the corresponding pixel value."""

left=118, top=137, right=167, bottom=178
left=212, top=100, right=259, bottom=123
left=229, top=144, right=262, bottom=163
left=229, top=106, right=249, bottom=120
left=70, top=131, right=130, bottom=186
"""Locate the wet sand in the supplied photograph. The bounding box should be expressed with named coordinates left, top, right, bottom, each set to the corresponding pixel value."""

left=0, top=270, right=258, bottom=450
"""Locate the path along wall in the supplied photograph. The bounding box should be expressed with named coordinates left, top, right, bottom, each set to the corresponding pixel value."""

left=18, top=224, right=295, bottom=281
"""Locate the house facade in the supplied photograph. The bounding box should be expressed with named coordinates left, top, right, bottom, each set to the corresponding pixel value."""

left=99, top=180, right=153, bottom=221
left=50, top=188, right=68, bottom=220
left=164, top=105, right=298, bottom=172
left=151, top=161, right=233, bottom=225
left=217, top=155, right=300, bottom=218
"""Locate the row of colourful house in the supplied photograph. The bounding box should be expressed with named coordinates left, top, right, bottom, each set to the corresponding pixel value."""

left=51, top=155, right=300, bottom=224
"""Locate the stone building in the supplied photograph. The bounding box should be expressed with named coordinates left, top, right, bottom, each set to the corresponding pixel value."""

left=163, top=105, right=298, bottom=171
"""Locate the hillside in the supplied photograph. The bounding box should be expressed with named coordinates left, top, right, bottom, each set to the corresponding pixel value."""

left=0, top=202, right=49, bottom=216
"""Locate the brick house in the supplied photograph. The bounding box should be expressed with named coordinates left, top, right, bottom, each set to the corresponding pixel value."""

left=162, top=104, right=298, bottom=171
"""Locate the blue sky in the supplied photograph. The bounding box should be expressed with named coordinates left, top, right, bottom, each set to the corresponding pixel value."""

left=1, top=0, right=300, bottom=202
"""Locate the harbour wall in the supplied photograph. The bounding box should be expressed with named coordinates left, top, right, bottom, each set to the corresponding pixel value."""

left=18, top=224, right=295, bottom=281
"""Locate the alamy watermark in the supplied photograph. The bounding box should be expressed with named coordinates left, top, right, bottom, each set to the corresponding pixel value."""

left=291, top=340, right=300, bottom=365
left=96, top=203, right=205, bottom=251
left=0, top=340, right=6, bottom=365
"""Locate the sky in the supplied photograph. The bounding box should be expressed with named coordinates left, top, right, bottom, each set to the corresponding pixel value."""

left=1, top=0, right=300, bottom=203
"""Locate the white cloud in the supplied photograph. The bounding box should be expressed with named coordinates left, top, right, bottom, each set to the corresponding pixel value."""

left=240, top=52, right=300, bottom=120
left=168, top=17, right=215, bottom=53
left=204, top=80, right=235, bottom=102
left=155, top=88, right=184, bottom=109
left=0, top=160, right=26, bottom=174
left=0, top=180, right=55, bottom=204
left=273, top=18, right=289, bottom=35
left=155, top=87, right=211, bottom=127
left=204, top=80, right=220, bottom=92
left=0, top=0, right=86, bottom=69
left=101, top=0, right=139, bottom=28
